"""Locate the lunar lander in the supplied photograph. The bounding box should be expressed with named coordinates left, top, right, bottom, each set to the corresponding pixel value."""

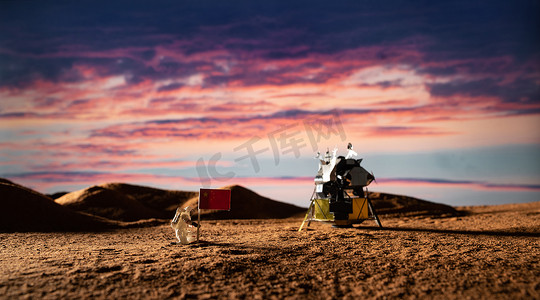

left=299, top=143, right=382, bottom=231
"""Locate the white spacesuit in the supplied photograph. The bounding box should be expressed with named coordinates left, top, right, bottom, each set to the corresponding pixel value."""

left=345, top=142, right=357, bottom=159
left=171, top=207, right=198, bottom=244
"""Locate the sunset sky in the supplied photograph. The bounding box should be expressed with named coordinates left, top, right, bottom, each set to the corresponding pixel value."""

left=1, top=1, right=539, bottom=207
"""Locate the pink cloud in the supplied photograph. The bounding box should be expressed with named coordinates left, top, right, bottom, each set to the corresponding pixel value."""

left=86, top=105, right=502, bottom=143
left=363, top=126, right=456, bottom=137
left=7, top=172, right=201, bottom=193
left=5, top=171, right=313, bottom=194
left=2, top=38, right=536, bottom=126
left=28, top=159, right=198, bottom=172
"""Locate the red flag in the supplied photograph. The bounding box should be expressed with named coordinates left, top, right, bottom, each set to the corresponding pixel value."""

left=198, top=188, right=231, bottom=210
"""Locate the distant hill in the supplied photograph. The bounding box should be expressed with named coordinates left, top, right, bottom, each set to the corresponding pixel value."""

left=0, top=178, right=15, bottom=185
left=369, top=192, right=458, bottom=217
left=55, top=183, right=197, bottom=221
left=100, top=183, right=197, bottom=212
left=56, top=183, right=306, bottom=221
left=2, top=176, right=460, bottom=231
left=182, top=185, right=306, bottom=219
left=0, top=180, right=114, bottom=232
left=56, top=185, right=166, bottom=221
left=47, top=191, right=70, bottom=200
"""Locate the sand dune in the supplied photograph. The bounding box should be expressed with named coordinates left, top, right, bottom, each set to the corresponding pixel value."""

left=369, top=192, right=458, bottom=217
left=56, top=185, right=167, bottom=222
left=56, top=183, right=198, bottom=222
left=100, top=183, right=197, bottom=212
left=183, top=185, right=306, bottom=219
left=46, top=191, right=69, bottom=199
left=0, top=181, right=113, bottom=232
left=0, top=178, right=15, bottom=185
left=57, top=183, right=305, bottom=221
left=3, top=178, right=461, bottom=232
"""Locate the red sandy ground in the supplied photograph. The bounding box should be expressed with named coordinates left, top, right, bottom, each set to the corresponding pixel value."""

left=1, top=202, right=538, bottom=299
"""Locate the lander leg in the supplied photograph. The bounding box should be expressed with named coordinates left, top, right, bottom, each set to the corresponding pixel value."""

left=365, top=188, right=382, bottom=228
left=298, top=189, right=316, bottom=232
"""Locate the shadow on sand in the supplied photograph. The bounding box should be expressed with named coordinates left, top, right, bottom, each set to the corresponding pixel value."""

left=170, top=240, right=280, bottom=252
left=355, top=226, right=540, bottom=238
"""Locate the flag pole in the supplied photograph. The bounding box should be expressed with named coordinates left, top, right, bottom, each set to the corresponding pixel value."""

left=197, top=194, right=201, bottom=243
left=197, top=188, right=231, bottom=244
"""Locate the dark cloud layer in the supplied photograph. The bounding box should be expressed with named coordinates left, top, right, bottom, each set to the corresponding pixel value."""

left=428, top=78, right=540, bottom=104
left=1, top=0, right=538, bottom=91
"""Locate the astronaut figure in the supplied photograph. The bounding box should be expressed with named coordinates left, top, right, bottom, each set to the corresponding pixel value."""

left=316, top=147, right=338, bottom=183
left=345, top=142, right=358, bottom=159
left=171, top=206, right=198, bottom=244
